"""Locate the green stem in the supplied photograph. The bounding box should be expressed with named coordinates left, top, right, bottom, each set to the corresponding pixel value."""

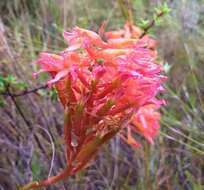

left=144, top=142, right=151, bottom=190
left=117, top=0, right=133, bottom=23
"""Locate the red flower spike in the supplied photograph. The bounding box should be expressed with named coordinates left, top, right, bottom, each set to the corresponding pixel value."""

left=21, top=21, right=166, bottom=190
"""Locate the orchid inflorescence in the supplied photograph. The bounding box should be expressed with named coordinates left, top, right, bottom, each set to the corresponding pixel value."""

left=21, top=21, right=166, bottom=190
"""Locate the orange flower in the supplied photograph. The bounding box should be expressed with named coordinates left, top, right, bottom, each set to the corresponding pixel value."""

left=131, top=104, right=161, bottom=145
left=64, top=26, right=107, bottom=49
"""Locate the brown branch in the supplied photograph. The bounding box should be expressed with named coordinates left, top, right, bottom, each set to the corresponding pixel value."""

left=5, top=85, right=31, bottom=127
left=0, top=84, right=48, bottom=97
left=139, top=11, right=165, bottom=38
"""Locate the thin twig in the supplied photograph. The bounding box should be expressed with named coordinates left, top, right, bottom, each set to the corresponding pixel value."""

left=0, top=84, right=48, bottom=97
left=5, top=85, right=31, bottom=127
left=5, top=84, right=51, bottom=178
left=139, top=11, right=165, bottom=38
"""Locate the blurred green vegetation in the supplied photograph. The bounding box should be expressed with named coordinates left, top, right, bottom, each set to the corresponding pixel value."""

left=0, top=0, right=204, bottom=190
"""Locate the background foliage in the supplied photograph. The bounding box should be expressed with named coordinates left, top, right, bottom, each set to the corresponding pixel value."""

left=0, top=0, right=204, bottom=190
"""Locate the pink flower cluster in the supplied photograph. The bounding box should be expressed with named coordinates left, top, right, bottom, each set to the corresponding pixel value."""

left=26, top=22, right=166, bottom=189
